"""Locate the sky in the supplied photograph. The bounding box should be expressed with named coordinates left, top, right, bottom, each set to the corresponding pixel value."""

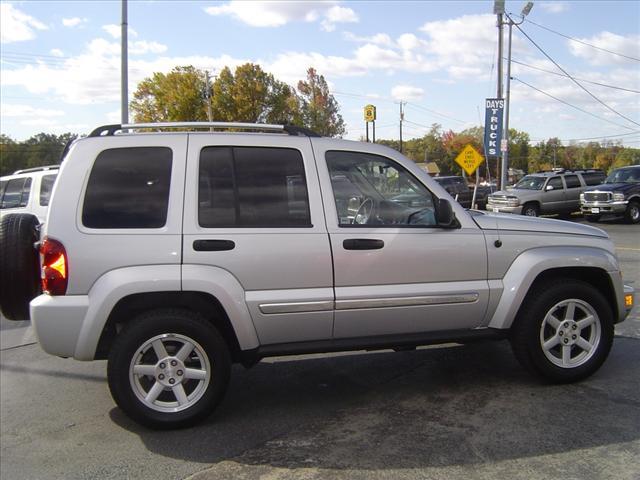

left=1, top=0, right=639, bottom=147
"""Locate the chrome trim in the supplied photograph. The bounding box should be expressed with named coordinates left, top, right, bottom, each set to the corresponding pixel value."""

left=335, top=293, right=479, bottom=310
left=259, top=300, right=334, bottom=314
left=122, top=122, right=285, bottom=132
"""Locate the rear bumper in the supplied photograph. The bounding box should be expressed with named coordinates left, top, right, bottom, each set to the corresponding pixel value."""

left=30, top=294, right=89, bottom=358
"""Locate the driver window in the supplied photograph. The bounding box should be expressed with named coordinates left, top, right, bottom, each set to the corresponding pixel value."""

left=326, top=150, right=436, bottom=227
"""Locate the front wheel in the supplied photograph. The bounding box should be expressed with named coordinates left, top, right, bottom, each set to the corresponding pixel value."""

left=510, top=279, right=613, bottom=383
left=107, top=309, right=231, bottom=429
left=624, top=201, right=640, bottom=224
left=521, top=203, right=539, bottom=217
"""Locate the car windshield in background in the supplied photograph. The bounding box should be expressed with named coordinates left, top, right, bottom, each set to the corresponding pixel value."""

left=605, top=168, right=640, bottom=184
left=514, top=176, right=546, bottom=190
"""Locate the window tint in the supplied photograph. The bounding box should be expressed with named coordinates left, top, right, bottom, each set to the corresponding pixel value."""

left=326, top=151, right=436, bottom=227
left=0, top=181, right=6, bottom=205
left=198, top=147, right=311, bottom=227
left=39, top=174, right=57, bottom=206
left=82, top=147, right=172, bottom=228
left=1, top=177, right=31, bottom=209
left=564, top=175, right=581, bottom=188
left=547, top=177, right=563, bottom=190
left=583, top=172, right=605, bottom=186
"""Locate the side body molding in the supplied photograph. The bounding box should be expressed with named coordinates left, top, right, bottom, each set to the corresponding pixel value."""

left=488, top=246, right=620, bottom=330
left=181, top=264, right=260, bottom=351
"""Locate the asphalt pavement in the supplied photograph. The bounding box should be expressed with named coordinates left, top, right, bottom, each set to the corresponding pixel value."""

left=1, top=217, right=638, bottom=480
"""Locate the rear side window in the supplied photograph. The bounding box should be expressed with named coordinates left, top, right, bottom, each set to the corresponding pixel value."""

left=198, top=146, right=311, bottom=227
left=1, top=177, right=31, bottom=209
left=82, top=147, right=172, bottom=228
left=39, top=174, right=57, bottom=206
left=564, top=175, right=581, bottom=188
left=583, top=172, right=605, bottom=186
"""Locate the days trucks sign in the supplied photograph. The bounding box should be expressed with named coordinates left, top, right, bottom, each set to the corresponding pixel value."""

left=484, top=98, right=504, bottom=157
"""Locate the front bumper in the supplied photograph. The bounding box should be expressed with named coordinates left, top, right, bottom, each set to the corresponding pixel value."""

left=623, top=284, right=635, bottom=318
left=487, top=203, right=523, bottom=214
left=581, top=200, right=628, bottom=215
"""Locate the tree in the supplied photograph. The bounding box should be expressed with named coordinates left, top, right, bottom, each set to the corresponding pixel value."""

left=130, top=66, right=208, bottom=122
left=297, top=68, right=345, bottom=137
left=0, top=133, right=77, bottom=176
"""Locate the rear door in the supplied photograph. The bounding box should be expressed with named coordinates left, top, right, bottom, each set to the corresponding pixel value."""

left=182, top=134, right=333, bottom=345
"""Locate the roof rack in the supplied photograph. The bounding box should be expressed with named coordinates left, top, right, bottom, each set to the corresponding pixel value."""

left=88, top=122, right=321, bottom=138
left=535, top=168, right=604, bottom=174
left=13, top=165, right=60, bottom=175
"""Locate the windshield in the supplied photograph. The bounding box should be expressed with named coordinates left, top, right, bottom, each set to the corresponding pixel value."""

left=605, top=168, right=640, bottom=184
left=514, top=175, right=546, bottom=190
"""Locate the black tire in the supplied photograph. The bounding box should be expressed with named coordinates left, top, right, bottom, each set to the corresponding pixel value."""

left=584, top=214, right=601, bottom=223
left=0, top=214, right=41, bottom=320
left=521, top=203, right=539, bottom=217
left=510, top=279, right=613, bottom=384
left=624, top=200, right=640, bottom=224
left=107, top=309, right=231, bottom=429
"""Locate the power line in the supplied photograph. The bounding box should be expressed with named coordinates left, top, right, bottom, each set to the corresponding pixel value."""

left=404, top=102, right=469, bottom=125
left=522, top=18, right=640, bottom=62
left=515, top=22, right=640, bottom=128
left=513, top=76, right=637, bottom=131
left=510, top=58, right=640, bottom=94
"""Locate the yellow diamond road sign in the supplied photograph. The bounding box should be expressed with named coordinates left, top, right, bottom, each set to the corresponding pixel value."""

left=455, top=144, right=484, bottom=176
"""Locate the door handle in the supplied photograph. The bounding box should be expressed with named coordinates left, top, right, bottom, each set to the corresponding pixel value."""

left=343, top=239, right=384, bottom=250
left=193, top=239, right=235, bottom=251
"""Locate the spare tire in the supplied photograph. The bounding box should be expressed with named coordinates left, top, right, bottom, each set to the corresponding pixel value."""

left=0, top=214, right=41, bottom=320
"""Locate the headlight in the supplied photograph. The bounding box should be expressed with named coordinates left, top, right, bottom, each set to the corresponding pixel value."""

left=507, top=196, right=520, bottom=207
left=579, top=193, right=585, bottom=202
left=613, top=192, right=625, bottom=202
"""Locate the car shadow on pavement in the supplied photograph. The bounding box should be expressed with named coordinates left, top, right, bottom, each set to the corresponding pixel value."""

left=110, top=337, right=640, bottom=471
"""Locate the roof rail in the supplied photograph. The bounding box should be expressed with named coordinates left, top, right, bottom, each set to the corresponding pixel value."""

left=88, top=122, right=321, bottom=138
left=13, top=165, right=60, bottom=175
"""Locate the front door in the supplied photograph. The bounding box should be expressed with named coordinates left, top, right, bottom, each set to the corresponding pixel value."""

left=312, top=141, right=489, bottom=339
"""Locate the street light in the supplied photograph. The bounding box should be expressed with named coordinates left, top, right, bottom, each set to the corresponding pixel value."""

left=501, top=2, right=534, bottom=190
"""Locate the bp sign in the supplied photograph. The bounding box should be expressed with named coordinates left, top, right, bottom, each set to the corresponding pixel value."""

left=484, top=98, right=504, bottom=157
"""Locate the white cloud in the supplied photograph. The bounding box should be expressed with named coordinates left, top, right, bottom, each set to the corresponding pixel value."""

left=50, top=48, right=65, bottom=57
left=568, top=31, right=640, bottom=66
left=62, top=17, right=87, bottom=28
left=538, top=2, right=569, bottom=14
left=1, top=4, right=48, bottom=43
left=1, top=104, right=64, bottom=118
left=391, top=85, right=424, bottom=101
left=130, top=41, right=168, bottom=55
left=205, top=1, right=358, bottom=30
left=343, top=32, right=394, bottom=47
left=102, top=24, right=138, bottom=39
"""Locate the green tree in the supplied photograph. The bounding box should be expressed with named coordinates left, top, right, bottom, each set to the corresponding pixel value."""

left=297, top=68, right=345, bottom=137
left=0, top=133, right=77, bottom=176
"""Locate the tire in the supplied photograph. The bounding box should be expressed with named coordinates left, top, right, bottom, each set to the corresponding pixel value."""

left=624, top=200, right=640, bottom=224
left=107, top=309, right=231, bottom=429
left=584, top=214, right=600, bottom=223
left=0, top=214, right=41, bottom=320
left=521, top=203, right=539, bottom=217
left=510, top=279, right=613, bottom=384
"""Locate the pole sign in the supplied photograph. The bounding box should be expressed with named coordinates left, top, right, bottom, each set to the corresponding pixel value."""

left=364, top=104, right=376, bottom=122
left=484, top=98, right=504, bottom=157
left=455, top=144, right=484, bottom=176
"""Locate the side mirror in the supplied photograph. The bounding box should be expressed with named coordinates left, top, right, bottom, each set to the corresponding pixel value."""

left=545, top=185, right=554, bottom=191
left=436, top=198, right=459, bottom=228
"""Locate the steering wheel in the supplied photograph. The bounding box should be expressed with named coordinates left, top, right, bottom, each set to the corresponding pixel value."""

left=353, top=198, right=374, bottom=224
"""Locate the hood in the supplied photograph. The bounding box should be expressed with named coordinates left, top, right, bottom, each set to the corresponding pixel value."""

left=490, top=188, right=540, bottom=199
left=585, top=183, right=637, bottom=193
left=473, top=211, right=608, bottom=238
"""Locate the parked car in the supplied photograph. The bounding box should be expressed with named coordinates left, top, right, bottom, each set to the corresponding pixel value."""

left=487, top=169, right=605, bottom=217
left=0, top=122, right=633, bottom=429
left=580, top=165, right=640, bottom=224
left=0, top=166, right=59, bottom=223
left=433, top=176, right=496, bottom=209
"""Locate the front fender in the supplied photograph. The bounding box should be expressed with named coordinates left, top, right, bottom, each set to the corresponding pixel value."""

left=488, top=246, right=620, bottom=330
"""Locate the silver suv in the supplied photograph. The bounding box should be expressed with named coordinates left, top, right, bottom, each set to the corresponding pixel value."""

left=1, top=165, right=59, bottom=223
left=0, top=123, right=633, bottom=429
left=488, top=169, right=605, bottom=217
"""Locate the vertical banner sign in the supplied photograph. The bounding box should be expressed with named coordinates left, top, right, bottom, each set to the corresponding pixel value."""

left=484, top=98, right=504, bottom=157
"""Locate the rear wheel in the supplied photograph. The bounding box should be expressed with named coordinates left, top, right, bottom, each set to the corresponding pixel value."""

left=107, top=309, right=231, bottom=429
left=521, top=203, right=539, bottom=217
left=624, top=200, right=640, bottom=224
left=0, top=213, right=41, bottom=320
left=510, top=279, right=613, bottom=383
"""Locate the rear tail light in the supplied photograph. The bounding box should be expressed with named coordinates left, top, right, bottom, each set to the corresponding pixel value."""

left=40, top=237, right=68, bottom=295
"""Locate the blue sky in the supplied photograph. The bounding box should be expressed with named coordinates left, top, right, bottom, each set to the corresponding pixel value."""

left=1, top=1, right=639, bottom=146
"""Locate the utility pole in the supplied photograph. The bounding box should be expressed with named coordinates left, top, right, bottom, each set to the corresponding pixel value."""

left=399, top=101, right=405, bottom=153
left=494, top=0, right=504, bottom=187
left=121, top=0, right=128, bottom=125
left=205, top=70, right=214, bottom=131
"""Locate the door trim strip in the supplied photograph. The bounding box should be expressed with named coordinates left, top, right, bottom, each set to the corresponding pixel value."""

left=259, top=300, right=334, bottom=314
left=335, top=293, right=479, bottom=310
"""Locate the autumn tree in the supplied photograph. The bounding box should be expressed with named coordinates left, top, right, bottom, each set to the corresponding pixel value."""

left=297, top=68, right=345, bottom=137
